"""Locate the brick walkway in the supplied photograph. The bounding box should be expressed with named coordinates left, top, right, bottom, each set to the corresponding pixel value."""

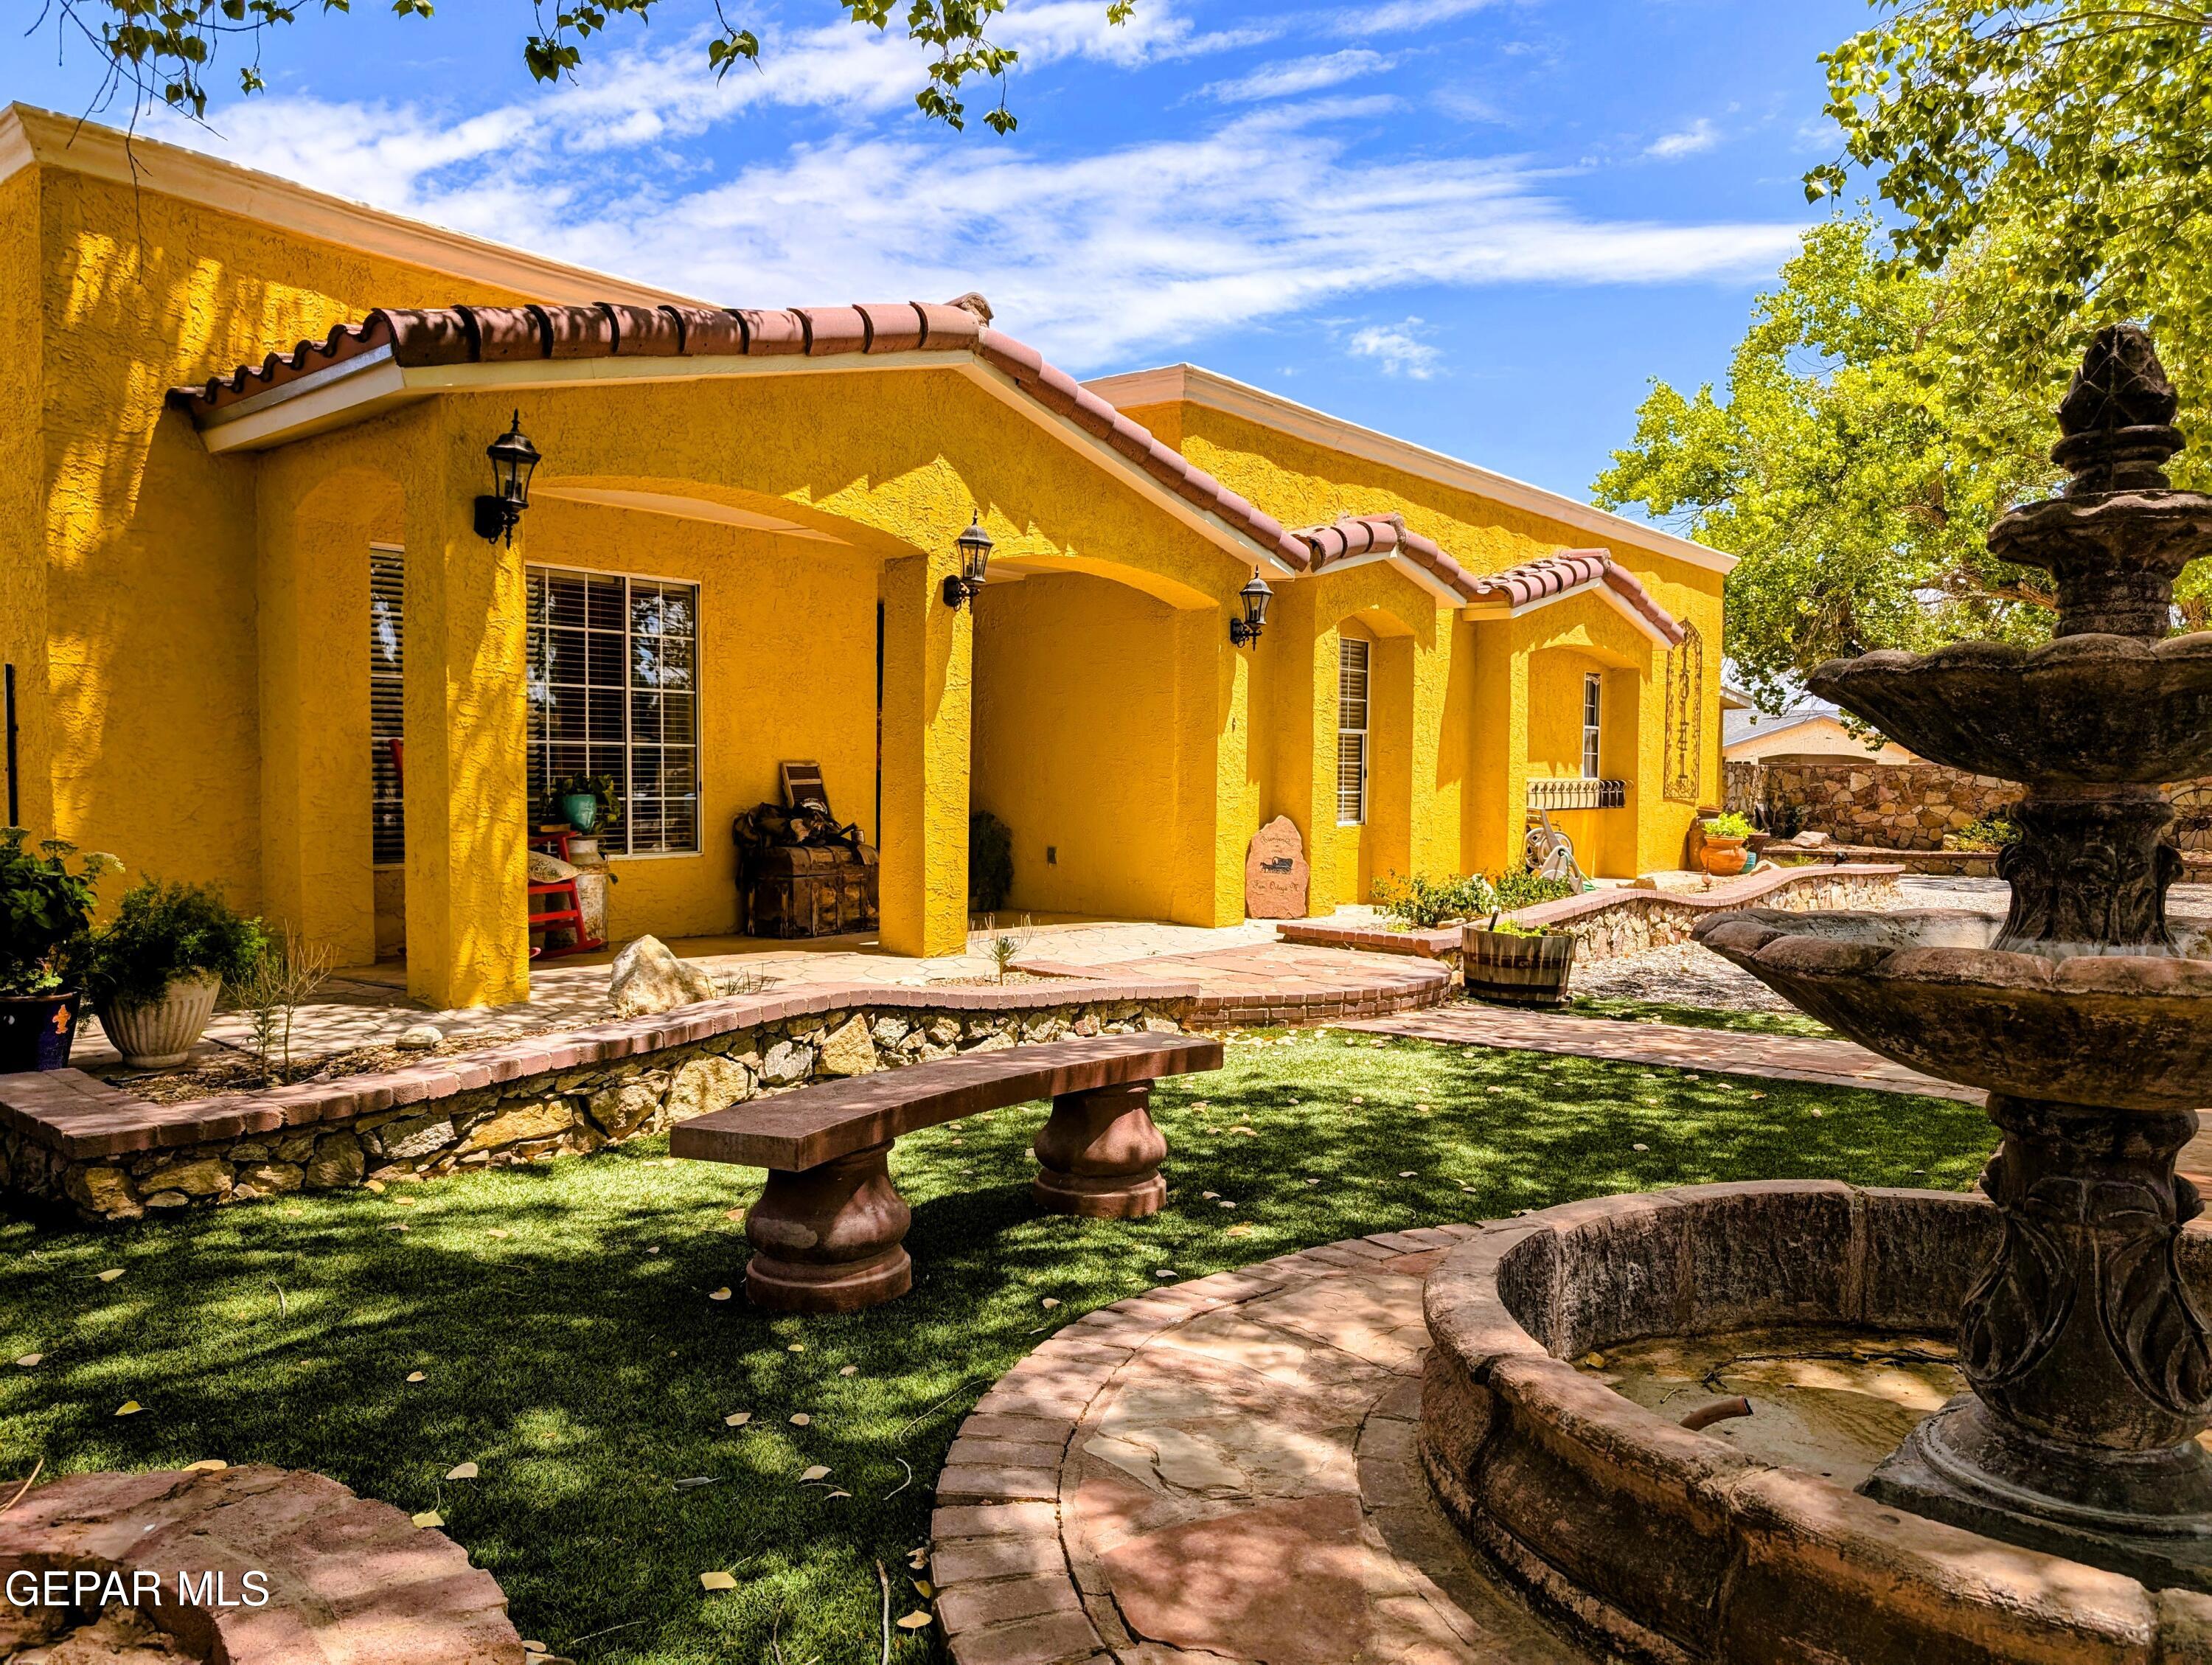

left=1340, top=1004, right=1979, bottom=1102
left=932, top=1231, right=1590, bottom=1664
left=1028, top=942, right=1452, bottom=1026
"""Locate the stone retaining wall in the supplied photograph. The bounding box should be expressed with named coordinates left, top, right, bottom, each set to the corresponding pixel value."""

left=1728, top=757, right=2212, bottom=852
left=1277, top=865, right=1902, bottom=967
left=0, top=990, right=1189, bottom=1225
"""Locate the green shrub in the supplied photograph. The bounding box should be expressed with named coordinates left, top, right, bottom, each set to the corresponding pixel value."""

left=968, top=810, right=1014, bottom=914
left=83, top=879, right=266, bottom=1009
left=1703, top=811, right=1756, bottom=840
left=1486, top=869, right=1579, bottom=909
left=1371, top=871, right=1495, bottom=929
left=1945, top=816, right=2020, bottom=853
left=0, top=830, right=119, bottom=996
left=1480, top=918, right=1552, bottom=939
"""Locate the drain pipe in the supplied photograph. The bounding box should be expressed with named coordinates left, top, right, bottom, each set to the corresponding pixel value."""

left=3, top=663, right=15, bottom=828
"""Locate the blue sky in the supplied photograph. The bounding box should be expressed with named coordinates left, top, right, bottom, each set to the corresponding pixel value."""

left=11, top=0, right=1869, bottom=503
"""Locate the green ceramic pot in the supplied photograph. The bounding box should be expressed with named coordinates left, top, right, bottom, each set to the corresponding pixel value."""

left=560, top=793, right=599, bottom=832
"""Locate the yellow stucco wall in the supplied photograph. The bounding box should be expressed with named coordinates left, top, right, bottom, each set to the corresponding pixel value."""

left=0, top=166, right=45, bottom=838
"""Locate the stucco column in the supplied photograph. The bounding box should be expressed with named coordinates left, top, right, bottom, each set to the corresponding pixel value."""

left=400, top=413, right=530, bottom=1008
left=877, top=553, right=970, bottom=958
left=1170, top=602, right=1250, bottom=927
left=1464, top=619, right=1528, bottom=876
left=253, top=451, right=383, bottom=966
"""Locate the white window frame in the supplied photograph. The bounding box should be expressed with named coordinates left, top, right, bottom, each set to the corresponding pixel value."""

left=1338, top=636, right=1370, bottom=827
left=525, top=564, right=703, bottom=858
left=1582, top=671, right=1604, bottom=780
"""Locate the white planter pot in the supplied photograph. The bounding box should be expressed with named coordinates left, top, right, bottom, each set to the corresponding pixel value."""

left=103, top=973, right=222, bottom=1069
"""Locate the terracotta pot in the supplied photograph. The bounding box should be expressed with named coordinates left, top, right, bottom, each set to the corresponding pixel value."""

left=1461, top=927, right=1576, bottom=1009
left=0, top=991, right=83, bottom=1072
left=1700, top=835, right=1750, bottom=877
left=101, top=973, right=222, bottom=1069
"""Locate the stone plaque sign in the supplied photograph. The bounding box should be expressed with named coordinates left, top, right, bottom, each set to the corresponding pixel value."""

left=1244, top=816, right=1309, bottom=919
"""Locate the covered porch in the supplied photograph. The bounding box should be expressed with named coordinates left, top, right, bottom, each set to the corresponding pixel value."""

left=175, top=301, right=1300, bottom=1008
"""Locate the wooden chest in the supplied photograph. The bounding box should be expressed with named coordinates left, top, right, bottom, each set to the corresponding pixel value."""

left=740, top=844, right=880, bottom=939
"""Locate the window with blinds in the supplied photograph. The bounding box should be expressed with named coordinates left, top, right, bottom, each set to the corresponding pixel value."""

left=1337, top=636, right=1369, bottom=826
left=525, top=568, right=701, bottom=855
left=369, top=546, right=405, bottom=866
left=1582, top=672, right=1603, bottom=779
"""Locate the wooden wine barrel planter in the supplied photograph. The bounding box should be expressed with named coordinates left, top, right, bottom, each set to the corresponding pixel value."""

left=1460, top=927, right=1576, bottom=1008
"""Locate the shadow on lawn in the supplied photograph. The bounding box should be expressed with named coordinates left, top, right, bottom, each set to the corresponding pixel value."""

left=0, top=1035, right=1997, bottom=1663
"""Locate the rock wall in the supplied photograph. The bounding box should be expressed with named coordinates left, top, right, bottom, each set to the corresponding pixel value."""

left=3, top=998, right=1185, bottom=1224
left=1534, top=870, right=1900, bottom=959
left=1728, top=758, right=2212, bottom=852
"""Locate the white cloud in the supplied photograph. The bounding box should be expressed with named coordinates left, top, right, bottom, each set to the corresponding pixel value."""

left=1335, top=0, right=1496, bottom=36
left=1349, top=319, right=1439, bottom=378
left=1646, top=117, right=1718, bottom=161
left=158, top=60, right=1803, bottom=372
left=1203, top=49, right=1395, bottom=103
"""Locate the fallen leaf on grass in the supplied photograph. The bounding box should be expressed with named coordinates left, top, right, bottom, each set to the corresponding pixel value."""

left=897, top=1613, right=933, bottom=1631
left=1040, top=1298, right=1060, bottom=1310
left=724, top=1411, right=752, bottom=1427
left=1398, top=1170, right=1417, bottom=1178
left=708, top=1287, right=732, bottom=1301
left=799, top=1465, right=831, bottom=1482
left=114, top=1401, right=142, bottom=1417
left=183, top=1459, right=226, bottom=1472
left=1632, top=1143, right=1649, bottom=1153
left=1229, top=1126, right=1259, bottom=1137
left=724, top=1209, right=746, bottom=1222
left=406, top=1372, right=427, bottom=1383
left=394, top=1196, right=416, bottom=1209
left=1154, top=1269, right=1178, bottom=1279
left=1809, top=1108, right=1824, bottom=1119
left=384, top=1223, right=409, bottom=1233
left=1225, top=1225, right=1253, bottom=1239
left=914, top=1578, right=936, bottom=1598
left=485, top=1229, right=511, bottom=1240
left=699, top=1571, right=737, bottom=1591
left=1748, top=1092, right=1767, bottom=1100
left=1202, top=1190, right=1220, bottom=1200
left=789, top=1413, right=812, bottom=1427
left=411, top=1510, right=443, bottom=1529
left=13, top=1354, right=41, bottom=1368
left=838, top=1365, right=859, bottom=1377
left=97, top=1269, right=125, bottom=1283
left=445, top=1462, right=479, bottom=1481
left=1217, top=1200, right=1237, bottom=1209
left=826, top=1489, right=852, bottom=1499
left=364, top=1180, right=386, bottom=1194
left=787, top=1343, right=805, bottom=1353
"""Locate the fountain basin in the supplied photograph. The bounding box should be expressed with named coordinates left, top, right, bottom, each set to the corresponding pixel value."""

left=1694, top=908, right=2212, bottom=1111
left=1419, top=1181, right=2212, bottom=1664
left=1809, top=633, right=2212, bottom=785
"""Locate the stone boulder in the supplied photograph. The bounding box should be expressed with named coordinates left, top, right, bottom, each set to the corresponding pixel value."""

left=609, top=936, right=720, bottom=1017
left=1244, top=816, right=1309, bottom=920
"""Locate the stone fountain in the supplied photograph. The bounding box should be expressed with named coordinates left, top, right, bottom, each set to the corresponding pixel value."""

left=1417, top=328, right=2212, bottom=1662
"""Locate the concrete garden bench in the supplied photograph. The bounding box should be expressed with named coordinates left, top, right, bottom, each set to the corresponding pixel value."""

left=670, top=1032, right=1223, bottom=1312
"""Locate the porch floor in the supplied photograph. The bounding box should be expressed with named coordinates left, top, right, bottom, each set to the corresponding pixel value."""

left=71, top=914, right=1436, bottom=1074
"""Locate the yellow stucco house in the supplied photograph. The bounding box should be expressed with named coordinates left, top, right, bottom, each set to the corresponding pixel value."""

left=0, top=105, right=1733, bottom=1011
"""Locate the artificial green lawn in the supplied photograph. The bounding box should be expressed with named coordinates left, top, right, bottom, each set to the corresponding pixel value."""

left=0, top=1029, right=1994, bottom=1663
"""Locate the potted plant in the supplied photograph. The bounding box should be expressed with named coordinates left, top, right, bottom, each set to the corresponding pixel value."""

left=84, top=880, right=266, bottom=1070
left=549, top=773, right=622, bottom=837
left=0, top=830, right=119, bottom=1072
left=1461, top=914, right=1576, bottom=1008
left=1698, top=811, right=1756, bottom=877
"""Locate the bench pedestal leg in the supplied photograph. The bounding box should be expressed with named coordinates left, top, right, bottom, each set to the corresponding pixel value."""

left=1033, top=1082, right=1167, bottom=1219
left=745, top=1140, right=912, bottom=1313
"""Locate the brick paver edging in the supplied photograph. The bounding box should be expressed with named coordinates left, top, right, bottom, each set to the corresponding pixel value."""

left=1276, top=863, right=1904, bottom=962
left=930, top=1226, right=1485, bottom=1665
left=0, top=1464, right=522, bottom=1663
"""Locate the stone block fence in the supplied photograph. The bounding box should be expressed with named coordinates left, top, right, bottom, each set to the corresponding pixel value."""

left=0, top=983, right=1196, bottom=1225
left=1727, top=757, right=2212, bottom=852
left=1278, top=863, right=1901, bottom=966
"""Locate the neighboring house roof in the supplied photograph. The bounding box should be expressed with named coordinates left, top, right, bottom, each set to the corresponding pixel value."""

left=1723, top=706, right=1910, bottom=758
left=1719, top=681, right=1756, bottom=712
left=1282, top=512, right=1687, bottom=642
left=164, top=299, right=1315, bottom=574
left=1085, top=361, right=1736, bottom=577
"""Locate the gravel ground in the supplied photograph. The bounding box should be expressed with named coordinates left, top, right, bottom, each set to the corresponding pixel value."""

left=1576, top=874, right=2212, bottom=1015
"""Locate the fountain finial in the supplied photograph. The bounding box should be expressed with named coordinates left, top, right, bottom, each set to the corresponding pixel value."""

left=2053, top=323, right=2185, bottom=493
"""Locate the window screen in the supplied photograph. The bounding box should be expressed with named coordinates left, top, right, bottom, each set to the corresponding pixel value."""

left=525, top=569, right=701, bottom=855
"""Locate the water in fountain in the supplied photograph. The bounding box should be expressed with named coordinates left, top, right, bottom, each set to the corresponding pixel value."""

left=1695, top=324, right=2212, bottom=1589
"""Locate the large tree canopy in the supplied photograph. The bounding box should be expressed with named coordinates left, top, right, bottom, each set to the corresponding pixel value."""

left=1600, top=2, right=2212, bottom=705
left=44, top=0, right=1127, bottom=133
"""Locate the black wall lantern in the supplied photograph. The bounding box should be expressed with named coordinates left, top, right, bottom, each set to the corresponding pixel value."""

left=943, top=515, right=993, bottom=608
left=473, top=411, right=541, bottom=546
left=1228, top=569, right=1273, bottom=647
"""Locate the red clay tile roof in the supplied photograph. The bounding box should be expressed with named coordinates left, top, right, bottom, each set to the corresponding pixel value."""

left=1290, top=512, right=1685, bottom=643
left=166, top=300, right=1313, bottom=572
left=1465, top=549, right=1686, bottom=644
